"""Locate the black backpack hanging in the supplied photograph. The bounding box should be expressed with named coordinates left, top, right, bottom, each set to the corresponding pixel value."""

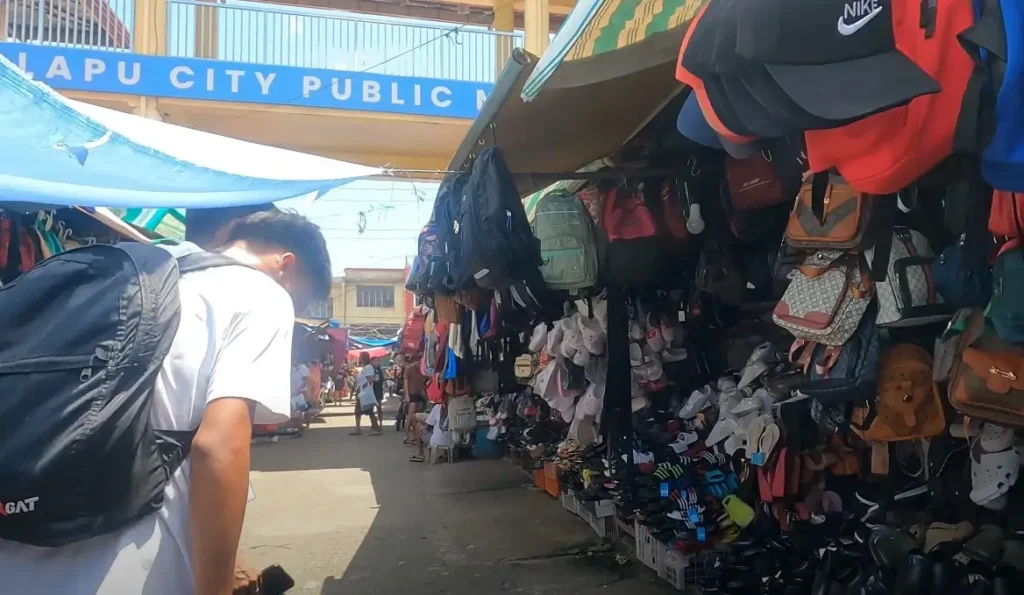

left=0, top=243, right=250, bottom=547
left=459, top=148, right=543, bottom=290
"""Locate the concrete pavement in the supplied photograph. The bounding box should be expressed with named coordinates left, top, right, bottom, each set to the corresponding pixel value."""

left=240, top=398, right=675, bottom=594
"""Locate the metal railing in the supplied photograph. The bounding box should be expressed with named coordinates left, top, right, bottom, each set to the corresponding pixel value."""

left=1, top=0, right=135, bottom=51
left=167, top=0, right=524, bottom=84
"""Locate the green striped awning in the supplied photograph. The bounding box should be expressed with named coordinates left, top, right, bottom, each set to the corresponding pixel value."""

left=108, top=207, right=186, bottom=239
left=522, top=0, right=706, bottom=100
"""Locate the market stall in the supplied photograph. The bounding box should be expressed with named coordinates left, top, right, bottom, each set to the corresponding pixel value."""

left=404, top=0, right=1024, bottom=590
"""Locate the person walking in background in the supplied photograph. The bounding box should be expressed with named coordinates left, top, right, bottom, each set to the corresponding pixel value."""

left=351, top=352, right=382, bottom=436
left=371, top=356, right=385, bottom=420
left=403, top=357, right=428, bottom=446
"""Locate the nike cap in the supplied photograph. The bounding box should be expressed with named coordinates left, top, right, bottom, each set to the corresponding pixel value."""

left=680, top=0, right=861, bottom=136
left=733, top=0, right=940, bottom=121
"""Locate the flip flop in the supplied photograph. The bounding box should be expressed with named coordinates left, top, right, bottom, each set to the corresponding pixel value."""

left=970, top=424, right=1019, bottom=510
left=723, top=494, right=756, bottom=528
left=924, top=521, right=974, bottom=553
left=409, top=455, right=425, bottom=463
left=745, top=415, right=771, bottom=462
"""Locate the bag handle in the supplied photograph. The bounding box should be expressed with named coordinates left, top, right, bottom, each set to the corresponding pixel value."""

left=810, top=174, right=830, bottom=224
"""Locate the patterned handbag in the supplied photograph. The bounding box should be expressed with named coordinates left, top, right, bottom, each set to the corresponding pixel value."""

left=865, top=227, right=951, bottom=327
left=773, top=250, right=873, bottom=346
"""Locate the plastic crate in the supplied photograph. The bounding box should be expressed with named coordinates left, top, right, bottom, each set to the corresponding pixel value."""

left=544, top=474, right=560, bottom=498
left=580, top=505, right=613, bottom=539
left=635, top=520, right=667, bottom=578
left=561, top=491, right=579, bottom=515
left=664, top=550, right=689, bottom=591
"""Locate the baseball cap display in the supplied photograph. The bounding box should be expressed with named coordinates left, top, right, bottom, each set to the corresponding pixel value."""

left=803, top=0, right=977, bottom=193
left=732, top=0, right=940, bottom=122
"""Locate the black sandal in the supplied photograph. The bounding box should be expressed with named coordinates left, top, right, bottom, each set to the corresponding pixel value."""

left=409, top=455, right=425, bottom=463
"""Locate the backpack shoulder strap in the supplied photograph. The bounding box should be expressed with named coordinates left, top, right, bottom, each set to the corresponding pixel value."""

left=176, top=251, right=254, bottom=274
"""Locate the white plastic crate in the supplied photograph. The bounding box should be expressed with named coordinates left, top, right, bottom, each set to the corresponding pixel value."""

left=634, top=520, right=667, bottom=578
left=561, top=491, right=579, bottom=516
left=580, top=505, right=613, bottom=539
left=663, top=549, right=689, bottom=591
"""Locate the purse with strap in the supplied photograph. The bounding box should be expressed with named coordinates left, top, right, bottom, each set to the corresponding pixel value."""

left=865, top=227, right=951, bottom=327
left=785, top=174, right=875, bottom=251
left=948, top=310, right=1024, bottom=427
left=851, top=344, right=946, bottom=441
left=773, top=250, right=873, bottom=346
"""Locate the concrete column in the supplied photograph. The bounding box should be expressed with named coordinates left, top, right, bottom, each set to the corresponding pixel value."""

left=523, top=0, right=550, bottom=56
left=133, top=97, right=164, bottom=121
left=493, top=0, right=515, bottom=78
left=194, top=0, right=219, bottom=59
left=132, top=0, right=167, bottom=55
left=0, top=4, right=7, bottom=42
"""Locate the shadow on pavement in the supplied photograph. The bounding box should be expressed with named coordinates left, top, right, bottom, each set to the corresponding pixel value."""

left=244, top=399, right=672, bottom=595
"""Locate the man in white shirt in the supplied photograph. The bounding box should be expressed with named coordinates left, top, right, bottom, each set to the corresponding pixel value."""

left=0, top=210, right=333, bottom=595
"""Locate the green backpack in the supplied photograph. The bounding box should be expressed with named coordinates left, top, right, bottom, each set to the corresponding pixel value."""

left=531, top=190, right=599, bottom=292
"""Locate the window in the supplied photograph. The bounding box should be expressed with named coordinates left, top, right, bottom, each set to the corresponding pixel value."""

left=356, top=285, right=395, bottom=308
left=301, top=300, right=333, bottom=319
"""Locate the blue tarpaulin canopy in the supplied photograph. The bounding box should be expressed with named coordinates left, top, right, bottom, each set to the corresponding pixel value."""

left=349, top=336, right=398, bottom=348
left=0, top=54, right=380, bottom=209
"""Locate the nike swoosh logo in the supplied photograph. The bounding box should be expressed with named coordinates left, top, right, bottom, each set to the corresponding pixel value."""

left=837, top=6, right=883, bottom=35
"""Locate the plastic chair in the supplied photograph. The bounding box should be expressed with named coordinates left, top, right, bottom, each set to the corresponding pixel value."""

left=430, top=444, right=457, bottom=465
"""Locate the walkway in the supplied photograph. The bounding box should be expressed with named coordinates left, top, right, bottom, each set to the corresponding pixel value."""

left=240, top=399, right=674, bottom=594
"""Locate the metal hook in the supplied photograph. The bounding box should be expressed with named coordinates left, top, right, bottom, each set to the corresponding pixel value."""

left=688, top=156, right=701, bottom=178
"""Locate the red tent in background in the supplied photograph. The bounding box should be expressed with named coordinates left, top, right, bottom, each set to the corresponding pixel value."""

left=347, top=346, right=389, bottom=362
left=326, top=327, right=348, bottom=368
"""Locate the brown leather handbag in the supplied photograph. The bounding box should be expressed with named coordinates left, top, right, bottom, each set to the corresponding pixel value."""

left=948, top=310, right=1024, bottom=427
left=851, top=344, right=946, bottom=441
left=785, top=174, right=875, bottom=250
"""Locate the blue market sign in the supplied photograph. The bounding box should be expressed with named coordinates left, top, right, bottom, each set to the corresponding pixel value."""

left=0, top=43, right=492, bottom=119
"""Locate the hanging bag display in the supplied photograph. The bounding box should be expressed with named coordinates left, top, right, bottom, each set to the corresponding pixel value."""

left=531, top=190, right=599, bottom=292
left=851, top=344, right=946, bottom=441
left=865, top=227, right=951, bottom=327
left=785, top=175, right=875, bottom=251
left=773, top=250, right=873, bottom=346
left=599, top=184, right=661, bottom=286
left=987, top=248, right=1024, bottom=343
left=948, top=310, right=1024, bottom=427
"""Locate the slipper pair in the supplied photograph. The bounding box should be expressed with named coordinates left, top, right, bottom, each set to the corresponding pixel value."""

left=746, top=415, right=780, bottom=466
left=970, top=423, right=1020, bottom=510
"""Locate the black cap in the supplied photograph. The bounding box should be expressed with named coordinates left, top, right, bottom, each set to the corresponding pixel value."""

left=733, top=0, right=940, bottom=120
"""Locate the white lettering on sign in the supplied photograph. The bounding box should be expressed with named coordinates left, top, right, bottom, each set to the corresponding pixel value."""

left=16, top=52, right=34, bottom=77
left=170, top=66, right=194, bottom=89
left=118, top=61, right=140, bottom=85
left=331, top=78, right=351, bottom=100
left=255, top=72, right=276, bottom=95
left=390, top=82, right=404, bottom=106
left=225, top=69, right=244, bottom=93
left=1, top=45, right=491, bottom=119
left=431, top=86, right=452, bottom=108
left=83, top=58, right=105, bottom=82
left=363, top=80, right=381, bottom=103
left=302, top=75, right=322, bottom=97
left=46, top=56, right=71, bottom=80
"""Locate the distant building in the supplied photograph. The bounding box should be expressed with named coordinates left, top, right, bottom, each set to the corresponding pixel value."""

left=299, top=267, right=412, bottom=337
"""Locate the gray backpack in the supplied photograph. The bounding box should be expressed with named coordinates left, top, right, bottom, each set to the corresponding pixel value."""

left=531, top=190, right=599, bottom=292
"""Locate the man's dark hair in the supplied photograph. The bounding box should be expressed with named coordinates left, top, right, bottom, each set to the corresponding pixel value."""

left=185, top=204, right=275, bottom=249
left=227, top=210, right=332, bottom=300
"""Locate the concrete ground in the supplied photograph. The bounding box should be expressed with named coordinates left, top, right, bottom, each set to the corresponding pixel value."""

left=240, top=397, right=675, bottom=594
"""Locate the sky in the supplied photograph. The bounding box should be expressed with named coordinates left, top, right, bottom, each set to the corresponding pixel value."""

left=292, top=178, right=439, bottom=275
